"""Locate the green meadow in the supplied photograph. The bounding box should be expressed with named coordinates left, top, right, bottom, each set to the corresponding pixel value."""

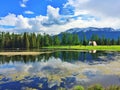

left=44, top=45, right=120, bottom=51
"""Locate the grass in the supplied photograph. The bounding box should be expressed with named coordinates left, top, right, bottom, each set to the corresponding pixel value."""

left=44, top=45, right=120, bottom=51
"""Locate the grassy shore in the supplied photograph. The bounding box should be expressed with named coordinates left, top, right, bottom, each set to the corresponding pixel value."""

left=0, top=45, right=120, bottom=56
left=44, top=45, right=120, bottom=51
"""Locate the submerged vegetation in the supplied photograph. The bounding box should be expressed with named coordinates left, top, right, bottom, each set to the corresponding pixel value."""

left=73, top=84, right=120, bottom=90
left=73, top=85, right=84, bottom=90
left=17, top=84, right=120, bottom=90
left=0, top=51, right=120, bottom=89
left=0, top=32, right=120, bottom=50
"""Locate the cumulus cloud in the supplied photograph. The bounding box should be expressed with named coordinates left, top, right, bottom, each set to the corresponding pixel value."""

left=65, top=0, right=120, bottom=18
left=15, top=15, right=32, bottom=29
left=42, top=5, right=62, bottom=26
left=0, top=1, right=120, bottom=34
left=83, top=0, right=120, bottom=17
left=24, top=11, right=34, bottom=14
left=0, top=13, right=17, bottom=26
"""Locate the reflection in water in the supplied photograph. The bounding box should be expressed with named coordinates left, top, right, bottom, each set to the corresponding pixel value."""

left=89, top=50, right=97, bottom=53
left=0, top=51, right=120, bottom=89
left=0, top=51, right=114, bottom=64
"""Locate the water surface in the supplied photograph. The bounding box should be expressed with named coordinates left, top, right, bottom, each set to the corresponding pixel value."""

left=0, top=50, right=120, bottom=90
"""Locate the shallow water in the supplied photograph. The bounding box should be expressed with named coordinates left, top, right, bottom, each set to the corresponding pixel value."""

left=0, top=51, right=120, bottom=90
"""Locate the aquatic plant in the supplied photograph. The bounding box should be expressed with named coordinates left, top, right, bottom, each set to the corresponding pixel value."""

left=73, top=85, right=84, bottom=90
left=105, top=85, right=120, bottom=90
left=57, top=87, right=66, bottom=90
left=87, top=84, right=104, bottom=90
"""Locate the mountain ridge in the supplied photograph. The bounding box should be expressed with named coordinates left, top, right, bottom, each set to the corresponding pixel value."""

left=59, top=27, right=120, bottom=40
left=65, top=27, right=119, bottom=33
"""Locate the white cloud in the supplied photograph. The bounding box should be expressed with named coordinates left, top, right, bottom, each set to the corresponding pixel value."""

left=64, top=0, right=89, bottom=7
left=15, top=15, right=32, bottom=29
left=0, top=13, right=17, bottom=26
left=0, top=2, right=120, bottom=34
left=47, top=5, right=60, bottom=18
left=24, top=11, right=34, bottom=14
left=83, top=0, right=120, bottom=17
left=41, top=5, right=61, bottom=26
left=20, top=0, right=29, bottom=8
left=20, top=3, right=26, bottom=8
left=0, top=13, right=120, bottom=34
left=65, top=0, right=120, bottom=18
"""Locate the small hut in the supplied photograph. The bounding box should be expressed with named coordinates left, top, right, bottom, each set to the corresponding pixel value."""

left=89, top=41, right=97, bottom=46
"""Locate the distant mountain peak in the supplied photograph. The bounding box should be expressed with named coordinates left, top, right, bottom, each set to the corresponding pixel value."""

left=58, top=27, right=120, bottom=40
left=65, top=27, right=117, bottom=33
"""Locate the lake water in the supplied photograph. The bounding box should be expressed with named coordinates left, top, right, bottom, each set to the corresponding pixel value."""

left=0, top=50, right=120, bottom=90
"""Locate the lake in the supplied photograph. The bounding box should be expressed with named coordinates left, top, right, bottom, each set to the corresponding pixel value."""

left=0, top=50, right=120, bottom=90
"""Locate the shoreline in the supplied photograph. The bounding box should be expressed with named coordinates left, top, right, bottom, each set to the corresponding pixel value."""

left=0, top=51, right=51, bottom=56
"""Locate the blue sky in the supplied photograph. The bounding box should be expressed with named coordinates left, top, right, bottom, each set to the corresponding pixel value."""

left=0, top=0, right=120, bottom=34
left=0, top=0, right=67, bottom=17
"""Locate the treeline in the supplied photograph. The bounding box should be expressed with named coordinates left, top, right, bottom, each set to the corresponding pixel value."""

left=0, top=32, right=120, bottom=49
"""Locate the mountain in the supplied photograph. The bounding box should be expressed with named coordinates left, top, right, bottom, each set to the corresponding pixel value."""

left=60, top=27, right=120, bottom=40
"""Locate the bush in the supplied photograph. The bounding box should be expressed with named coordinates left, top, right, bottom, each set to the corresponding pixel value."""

left=87, top=84, right=104, bottom=90
left=73, top=85, right=84, bottom=90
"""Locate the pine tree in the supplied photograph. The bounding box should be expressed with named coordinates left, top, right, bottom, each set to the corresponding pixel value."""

left=68, top=34, right=73, bottom=45
left=111, top=39, right=116, bottom=45
left=73, top=34, right=79, bottom=45
left=23, top=32, right=30, bottom=49
left=36, top=34, right=41, bottom=49
left=44, top=34, right=50, bottom=46
left=30, top=33, right=36, bottom=48
left=4, top=32, right=11, bottom=48
left=117, top=37, right=120, bottom=45
left=0, top=32, right=2, bottom=49
left=53, top=35, right=60, bottom=45
left=61, top=33, right=67, bottom=45
left=83, top=34, right=87, bottom=46
left=107, top=38, right=111, bottom=45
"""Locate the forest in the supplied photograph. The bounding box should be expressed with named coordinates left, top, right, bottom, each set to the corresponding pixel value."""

left=0, top=32, right=120, bottom=49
